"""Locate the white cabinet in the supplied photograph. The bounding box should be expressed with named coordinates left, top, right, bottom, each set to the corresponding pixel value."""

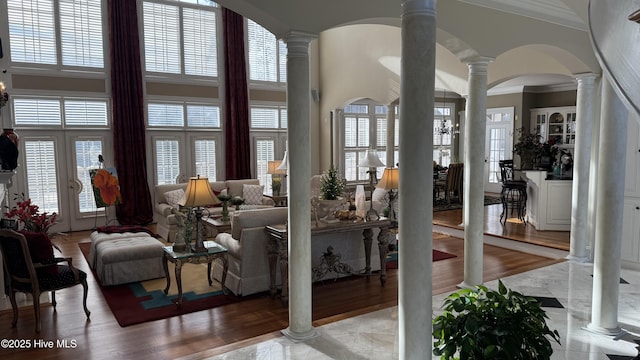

left=622, top=198, right=640, bottom=264
left=530, top=106, right=577, bottom=146
left=625, top=115, right=640, bottom=197
left=523, top=170, right=572, bottom=231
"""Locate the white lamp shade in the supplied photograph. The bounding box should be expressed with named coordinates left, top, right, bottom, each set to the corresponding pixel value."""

left=179, top=176, right=221, bottom=207
left=377, top=168, right=399, bottom=190
left=358, top=149, right=385, bottom=168
left=276, top=151, right=288, bottom=171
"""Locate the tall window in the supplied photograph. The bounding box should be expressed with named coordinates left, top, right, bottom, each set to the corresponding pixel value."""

left=7, top=0, right=104, bottom=68
left=342, top=102, right=395, bottom=182
left=142, top=0, right=218, bottom=77
left=247, top=19, right=287, bottom=83
left=250, top=105, right=287, bottom=192
left=147, top=101, right=222, bottom=184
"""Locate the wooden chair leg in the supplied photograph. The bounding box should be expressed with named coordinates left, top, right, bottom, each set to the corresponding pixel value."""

left=81, top=279, right=91, bottom=320
left=52, top=291, right=57, bottom=309
left=33, top=291, right=41, bottom=333
left=9, top=290, right=18, bottom=328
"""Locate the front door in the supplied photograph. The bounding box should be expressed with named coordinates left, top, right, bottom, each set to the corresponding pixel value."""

left=484, top=107, right=514, bottom=194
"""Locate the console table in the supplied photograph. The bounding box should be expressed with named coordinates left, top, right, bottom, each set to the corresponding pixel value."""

left=265, top=219, right=392, bottom=303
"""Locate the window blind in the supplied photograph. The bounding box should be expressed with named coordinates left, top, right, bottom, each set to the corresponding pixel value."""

left=155, top=139, right=180, bottom=185
left=25, top=140, right=60, bottom=213
left=143, top=2, right=181, bottom=74
left=14, top=99, right=62, bottom=125
left=7, top=0, right=57, bottom=64
left=148, top=103, right=184, bottom=127
left=183, top=7, right=217, bottom=77
left=64, top=100, right=108, bottom=126
left=59, top=0, right=104, bottom=68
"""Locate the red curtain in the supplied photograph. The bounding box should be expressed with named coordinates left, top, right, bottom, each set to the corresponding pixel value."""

left=108, top=0, right=153, bottom=225
left=222, top=7, right=251, bottom=179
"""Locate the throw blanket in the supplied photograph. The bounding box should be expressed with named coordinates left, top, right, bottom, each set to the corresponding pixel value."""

left=96, top=225, right=158, bottom=238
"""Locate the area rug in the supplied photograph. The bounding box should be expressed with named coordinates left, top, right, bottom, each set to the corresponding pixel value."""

left=78, top=242, right=243, bottom=327
left=433, top=195, right=501, bottom=212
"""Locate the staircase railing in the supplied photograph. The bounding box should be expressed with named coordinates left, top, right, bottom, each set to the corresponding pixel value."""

left=588, top=0, right=640, bottom=117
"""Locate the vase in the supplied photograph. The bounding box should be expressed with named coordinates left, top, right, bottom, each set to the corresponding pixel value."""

left=221, top=201, right=230, bottom=222
left=317, top=197, right=345, bottom=223
left=3, top=129, right=19, bottom=148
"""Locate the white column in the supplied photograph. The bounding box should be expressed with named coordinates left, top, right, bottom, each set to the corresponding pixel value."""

left=281, top=31, right=318, bottom=341
left=587, top=78, right=602, bottom=261
left=460, top=57, right=492, bottom=289
left=386, top=101, right=397, bottom=167
left=586, top=75, right=628, bottom=336
left=398, top=1, right=436, bottom=359
left=568, top=73, right=597, bottom=261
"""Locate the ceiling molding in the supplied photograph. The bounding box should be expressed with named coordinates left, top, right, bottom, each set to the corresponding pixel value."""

left=458, top=0, right=588, bottom=31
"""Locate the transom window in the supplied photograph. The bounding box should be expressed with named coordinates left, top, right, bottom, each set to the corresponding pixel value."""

left=7, top=0, right=105, bottom=68
left=13, top=97, right=109, bottom=127
left=142, top=0, right=218, bottom=77
left=247, top=19, right=287, bottom=83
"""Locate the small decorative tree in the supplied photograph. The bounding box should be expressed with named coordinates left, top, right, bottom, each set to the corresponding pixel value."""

left=320, top=164, right=345, bottom=200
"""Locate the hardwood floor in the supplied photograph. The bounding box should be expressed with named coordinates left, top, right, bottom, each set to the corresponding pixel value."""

left=0, top=211, right=567, bottom=360
left=433, top=202, right=571, bottom=251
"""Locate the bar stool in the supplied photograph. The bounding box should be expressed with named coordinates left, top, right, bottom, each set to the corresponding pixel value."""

left=499, top=160, right=527, bottom=225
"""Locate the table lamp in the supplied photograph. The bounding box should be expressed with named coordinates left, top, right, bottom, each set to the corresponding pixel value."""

left=358, top=149, right=385, bottom=221
left=268, top=160, right=286, bottom=195
left=377, top=167, right=399, bottom=222
left=179, top=175, right=221, bottom=253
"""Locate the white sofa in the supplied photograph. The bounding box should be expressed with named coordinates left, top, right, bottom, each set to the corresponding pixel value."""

left=154, top=179, right=274, bottom=242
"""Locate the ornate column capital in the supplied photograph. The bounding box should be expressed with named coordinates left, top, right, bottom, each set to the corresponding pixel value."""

left=402, top=0, right=436, bottom=17
left=281, top=31, right=316, bottom=57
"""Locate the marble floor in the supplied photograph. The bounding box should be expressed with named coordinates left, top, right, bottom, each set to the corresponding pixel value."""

left=183, top=261, right=640, bottom=360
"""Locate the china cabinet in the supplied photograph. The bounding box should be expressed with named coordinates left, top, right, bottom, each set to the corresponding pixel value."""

left=530, top=106, right=577, bottom=145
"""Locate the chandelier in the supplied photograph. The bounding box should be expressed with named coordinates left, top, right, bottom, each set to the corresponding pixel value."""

left=437, top=88, right=451, bottom=135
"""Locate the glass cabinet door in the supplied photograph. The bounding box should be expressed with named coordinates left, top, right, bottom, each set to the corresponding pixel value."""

left=564, top=111, right=577, bottom=145
left=548, top=112, right=564, bottom=145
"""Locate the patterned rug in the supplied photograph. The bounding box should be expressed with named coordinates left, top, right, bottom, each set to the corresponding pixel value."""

left=433, top=195, right=501, bottom=212
left=78, top=242, right=244, bottom=327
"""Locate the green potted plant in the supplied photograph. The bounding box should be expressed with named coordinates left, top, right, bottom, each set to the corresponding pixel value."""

left=320, top=164, right=345, bottom=200
left=433, top=280, right=561, bottom=359
left=513, top=127, right=543, bottom=170
left=317, top=164, right=346, bottom=223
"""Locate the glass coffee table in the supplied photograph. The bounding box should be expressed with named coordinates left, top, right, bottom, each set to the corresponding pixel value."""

left=162, top=240, right=229, bottom=307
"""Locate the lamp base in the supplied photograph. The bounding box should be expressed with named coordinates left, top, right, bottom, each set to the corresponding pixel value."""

left=191, top=244, right=208, bottom=254
left=365, top=208, right=380, bottom=222
left=172, top=243, right=187, bottom=253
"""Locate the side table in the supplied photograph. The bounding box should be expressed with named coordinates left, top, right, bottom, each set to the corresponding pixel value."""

left=162, top=240, right=229, bottom=308
left=203, top=216, right=232, bottom=237
left=265, top=194, right=288, bottom=207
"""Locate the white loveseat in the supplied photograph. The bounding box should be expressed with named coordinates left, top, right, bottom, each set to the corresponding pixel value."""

left=154, top=179, right=274, bottom=242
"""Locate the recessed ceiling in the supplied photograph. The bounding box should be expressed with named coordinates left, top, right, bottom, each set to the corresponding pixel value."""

left=458, top=0, right=587, bottom=31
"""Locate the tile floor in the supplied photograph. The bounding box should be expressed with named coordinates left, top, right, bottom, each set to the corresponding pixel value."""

left=186, top=261, right=640, bottom=360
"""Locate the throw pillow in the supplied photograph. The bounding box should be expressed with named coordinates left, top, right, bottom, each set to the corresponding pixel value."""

left=243, top=184, right=264, bottom=205
left=20, top=231, right=57, bottom=274
left=164, top=188, right=185, bottom=207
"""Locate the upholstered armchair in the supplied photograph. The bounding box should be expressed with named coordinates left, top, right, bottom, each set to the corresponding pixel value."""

left=0, top=230, right=90, bottom=332
left=211, top=207, right=288, bottom=296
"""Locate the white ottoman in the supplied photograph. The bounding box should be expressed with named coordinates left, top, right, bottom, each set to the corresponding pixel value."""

left=90, top=231, right=165, bottom=286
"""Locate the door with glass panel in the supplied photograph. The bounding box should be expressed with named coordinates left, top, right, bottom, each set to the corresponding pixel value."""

left=484, top=107, right=514, bottom=194
left=13, top=131, right=113, bottom=233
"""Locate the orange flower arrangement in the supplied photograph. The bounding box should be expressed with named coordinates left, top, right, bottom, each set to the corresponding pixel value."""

left=90, top=168, right=122, bottom=207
